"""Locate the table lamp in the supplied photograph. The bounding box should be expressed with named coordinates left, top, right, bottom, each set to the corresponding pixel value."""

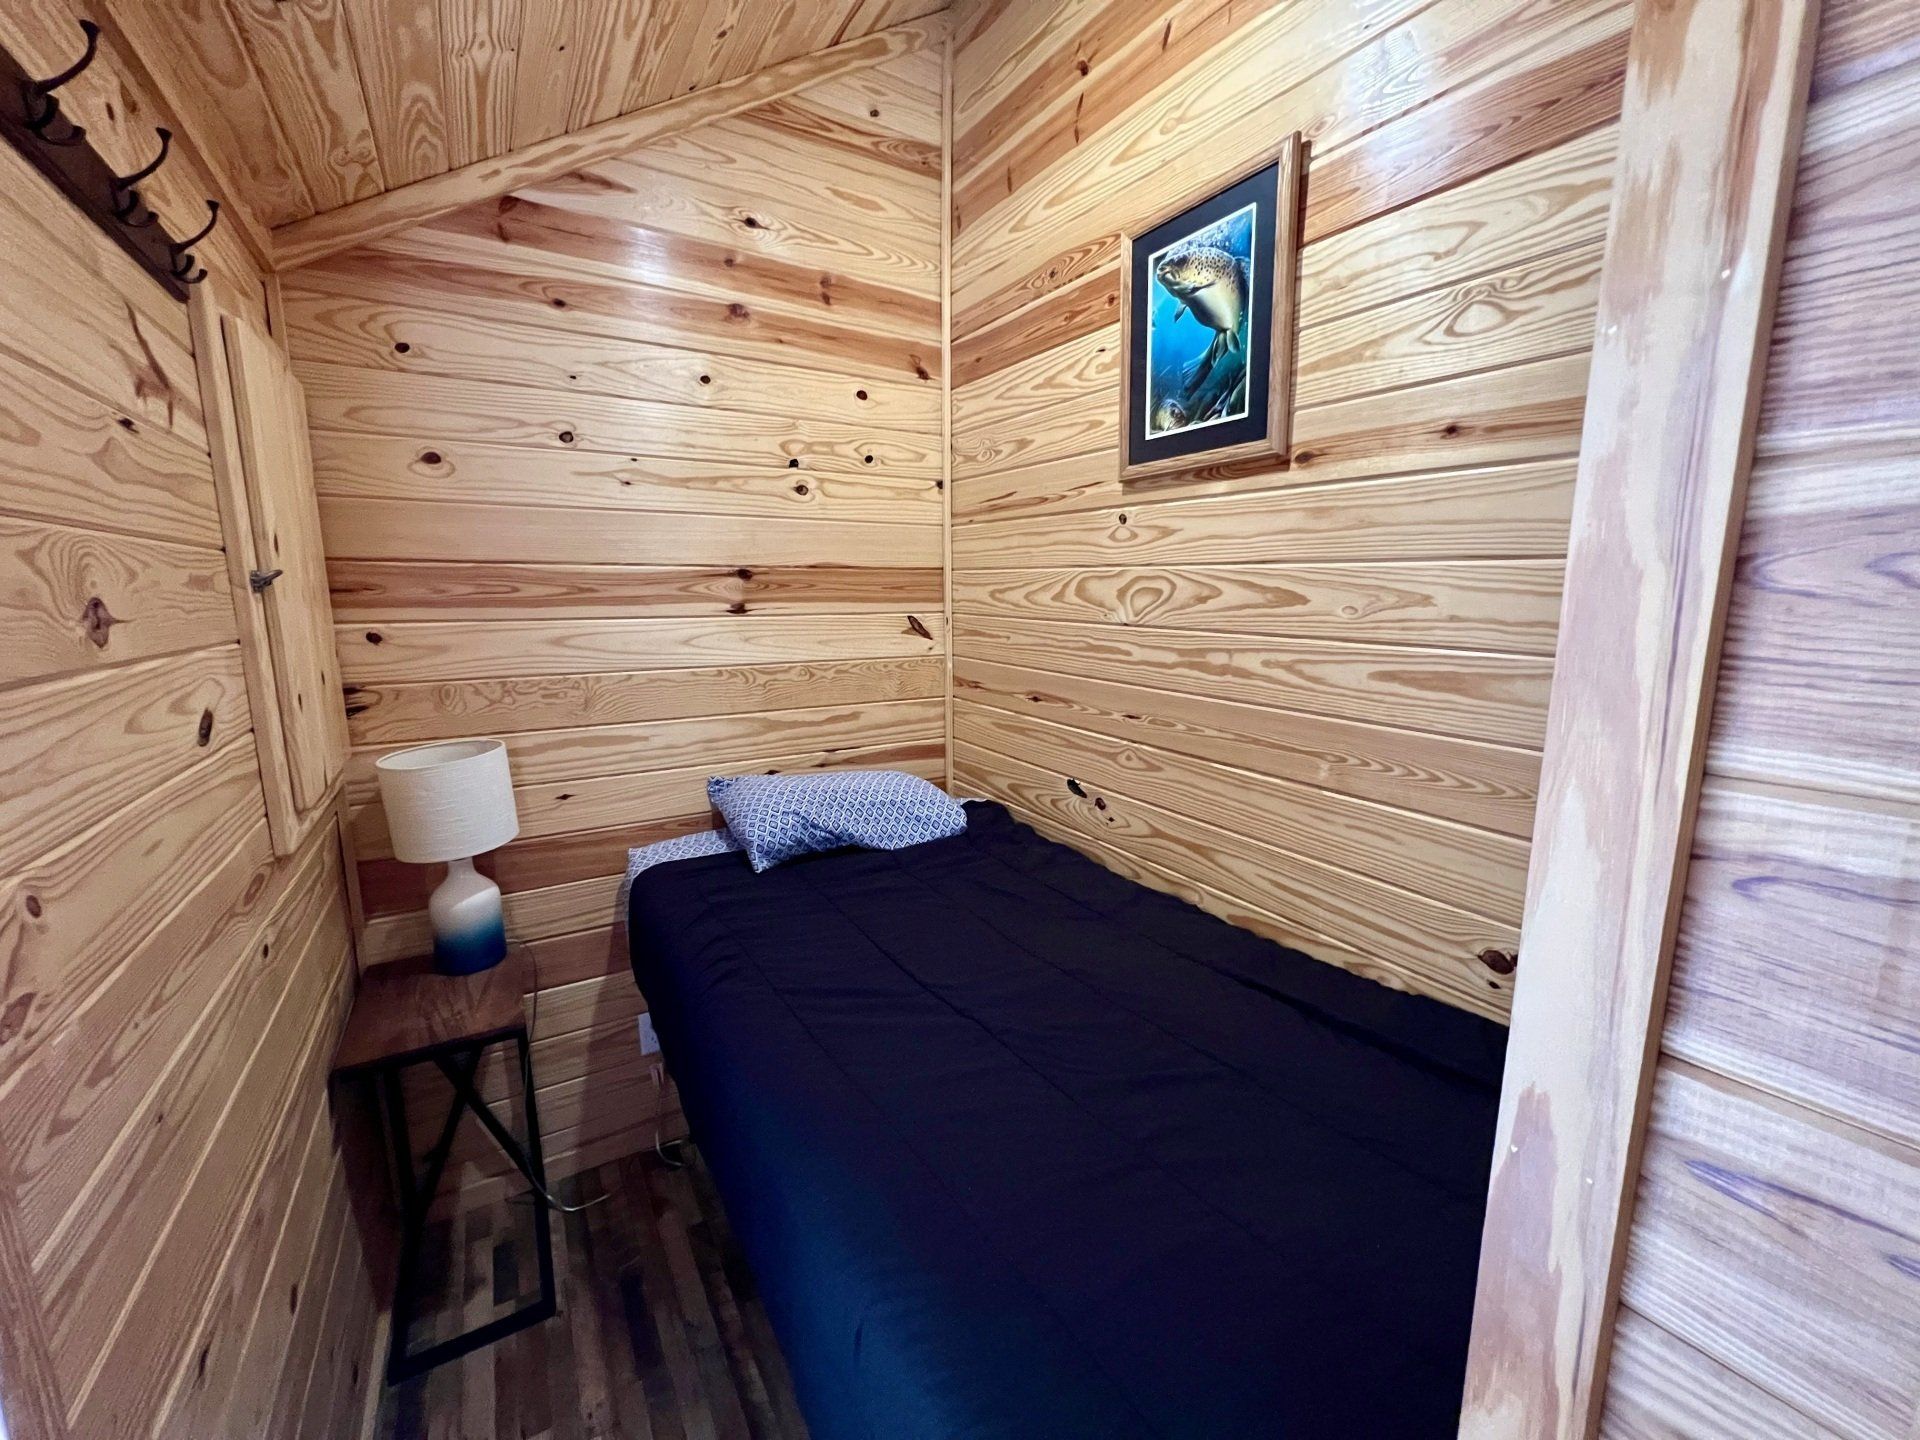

left=375, top=739, right=520, bottom=974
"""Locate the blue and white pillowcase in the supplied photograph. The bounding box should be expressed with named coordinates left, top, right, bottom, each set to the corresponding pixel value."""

left=707, top=770, right=966, bottom=873
left=622, top=827, right=742, bottom=900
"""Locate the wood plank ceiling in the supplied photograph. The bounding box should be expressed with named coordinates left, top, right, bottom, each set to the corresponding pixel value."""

left=147, top=0, right=945, bottom=229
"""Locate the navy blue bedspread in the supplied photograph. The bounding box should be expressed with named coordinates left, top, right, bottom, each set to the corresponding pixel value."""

left=627, top=802, right=1506, bottom=1440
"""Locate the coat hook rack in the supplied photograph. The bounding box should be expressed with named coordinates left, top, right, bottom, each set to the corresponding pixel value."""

left=110, top=125, right=170, bottom=224
left=1, top=20, right=204, bottom=300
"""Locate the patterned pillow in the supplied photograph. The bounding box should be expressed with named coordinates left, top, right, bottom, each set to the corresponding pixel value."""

left=707, top=770, right=967, bottom=873
left=620, top=827, right=743, bottom=904
left=625, top=827, right=742, bottom=884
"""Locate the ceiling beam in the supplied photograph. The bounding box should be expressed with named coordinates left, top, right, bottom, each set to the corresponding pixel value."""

left=271, top=13, right=947, bottom=272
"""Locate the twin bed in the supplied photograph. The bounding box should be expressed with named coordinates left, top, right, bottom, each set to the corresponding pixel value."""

left=627, top=799, right=1505, bottom=1439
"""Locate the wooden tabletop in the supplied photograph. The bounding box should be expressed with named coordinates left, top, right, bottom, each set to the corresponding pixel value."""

left=332, top=950, right=531, bottom=1075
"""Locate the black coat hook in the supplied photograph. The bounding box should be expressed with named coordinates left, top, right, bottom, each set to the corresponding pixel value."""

left=111, top=125, right=170, bottom=223
left=167, top=197, right=218, bottom=283
left=23, top=19, right=98, bottom=146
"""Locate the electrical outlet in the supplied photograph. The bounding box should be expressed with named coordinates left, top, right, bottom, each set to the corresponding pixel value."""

left=637, top=1013, right=661, bottom=1056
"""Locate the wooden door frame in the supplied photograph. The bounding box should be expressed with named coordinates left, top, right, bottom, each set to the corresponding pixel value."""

left=1457, top=0, right=1822, bottom=1434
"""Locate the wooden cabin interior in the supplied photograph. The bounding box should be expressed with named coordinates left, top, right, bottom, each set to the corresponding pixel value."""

left=0, top=0, right=1913, bottom=1436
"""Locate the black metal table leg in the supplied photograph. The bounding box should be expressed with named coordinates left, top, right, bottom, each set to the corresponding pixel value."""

left=379, top=1066, right=421, bottom=1384
left=518, top=1031, right=557, bottom=1326
left=414, top=1047, right=482, bottom=1213
left=381, top=1027, right=557, bottom=1385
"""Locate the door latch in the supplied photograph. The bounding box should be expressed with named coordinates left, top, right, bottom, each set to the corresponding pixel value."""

left=249, top=568, right=284, bottom=592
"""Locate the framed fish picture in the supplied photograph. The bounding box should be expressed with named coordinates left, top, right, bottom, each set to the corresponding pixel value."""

left=1119, top=132, right=1303, bottom=482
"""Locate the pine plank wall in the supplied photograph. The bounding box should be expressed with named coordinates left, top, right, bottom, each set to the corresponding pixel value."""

left=5, top=2, right=1915, bottom=1435
left=1596, top=0, right=1920, bottom=1432
left=284, top=34, right=951, bottom=1198
left=947, top=0, right=1628, bottom=1020
left=0, top=106, right=376, bottom=1440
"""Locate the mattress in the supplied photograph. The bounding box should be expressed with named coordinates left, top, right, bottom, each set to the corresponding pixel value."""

left=627, top=800, right=1507, bottom=1439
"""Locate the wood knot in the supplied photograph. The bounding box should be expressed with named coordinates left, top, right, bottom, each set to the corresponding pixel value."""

left=22, top=894, right=40, bottom=918
left=197, top=709, right=214, bottom=746
left=906, top=615, right=932, bottom=640
left=420, top=450, right=443, bottom=465
left=1477, top=947, right=1518, bottom=976
left=0, top=992, right=34, bottom=1045
left=1065, top=778, right=1087, bottom=798
left=80, top=596, right=119, bottom=648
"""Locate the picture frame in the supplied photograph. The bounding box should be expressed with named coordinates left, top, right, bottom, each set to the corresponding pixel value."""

left=1118, top=131, right=1303, bottom=483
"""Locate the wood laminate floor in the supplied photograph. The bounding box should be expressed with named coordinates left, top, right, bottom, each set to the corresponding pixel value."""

left=375, top=1148, right=810, bottom=1440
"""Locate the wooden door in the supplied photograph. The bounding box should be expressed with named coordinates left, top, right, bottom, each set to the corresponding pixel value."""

left=220, top=314, right=349, bottom=816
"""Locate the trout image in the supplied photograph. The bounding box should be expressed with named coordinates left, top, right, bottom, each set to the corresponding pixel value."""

left=1144, top=202, right=1256, bottom=437
left=1156, top=240, right=1249, bottom=386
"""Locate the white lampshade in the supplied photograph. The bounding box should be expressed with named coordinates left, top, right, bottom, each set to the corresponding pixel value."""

left=374, top=739, right=520, bottom=863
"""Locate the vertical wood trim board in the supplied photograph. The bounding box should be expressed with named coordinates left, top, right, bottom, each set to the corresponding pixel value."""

left=941, top=30, right=957, bottom=790
left=1595, top=0, right=1920, bottom=1433
left=1459, top=0, right=1822, bottom=1435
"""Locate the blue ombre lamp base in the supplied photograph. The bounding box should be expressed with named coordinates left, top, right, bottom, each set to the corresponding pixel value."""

left=429, top=856, right=510, bottom=975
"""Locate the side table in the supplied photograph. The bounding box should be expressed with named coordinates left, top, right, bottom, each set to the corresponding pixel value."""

left=330, top=950, right=557, bottom=1384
